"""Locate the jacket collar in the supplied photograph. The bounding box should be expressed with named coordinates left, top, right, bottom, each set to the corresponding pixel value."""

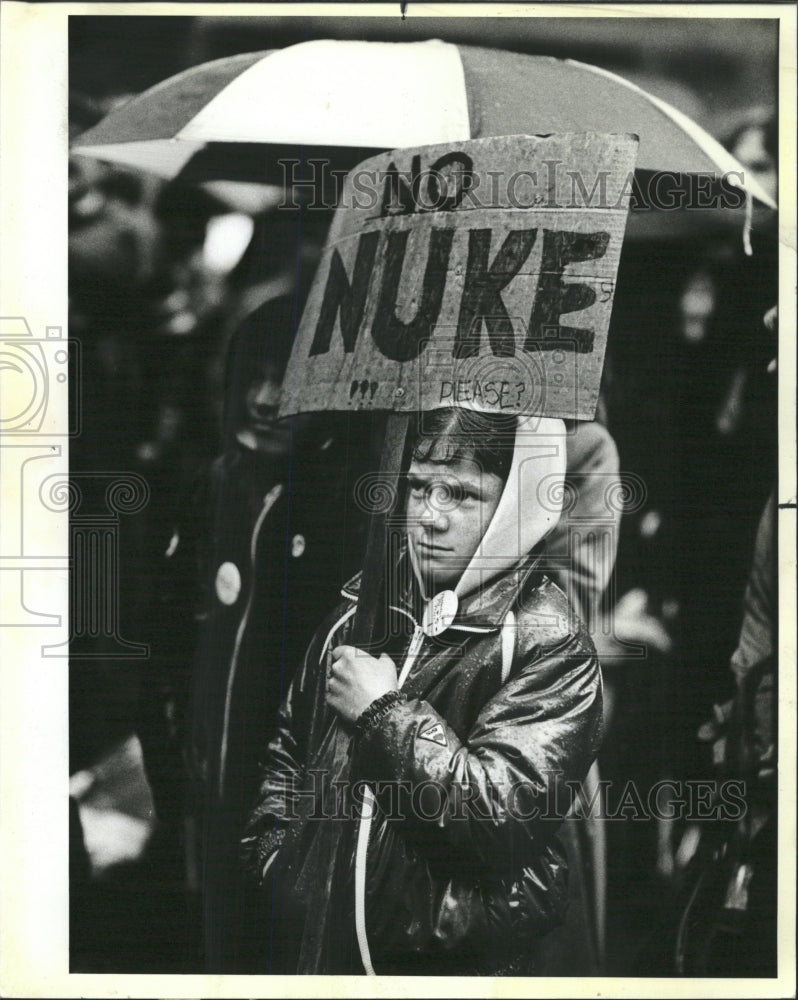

left=340, top=545, right=544, bottom=632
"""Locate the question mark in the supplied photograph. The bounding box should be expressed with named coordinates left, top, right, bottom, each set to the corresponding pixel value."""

left=515, top=382, right=525, bottom=407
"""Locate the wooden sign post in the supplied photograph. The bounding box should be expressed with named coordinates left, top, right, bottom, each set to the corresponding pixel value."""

left=279, top=133, right=639, bottom=642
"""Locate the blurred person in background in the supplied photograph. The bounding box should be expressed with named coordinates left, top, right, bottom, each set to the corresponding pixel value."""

left=534, top=415, right=622, bottom=974
left=628, top=304, right=778, bottom=977
left=176, top=198, right=374, bottom=972
left=595, top=208, right=777, bottom=970
left=723, top=107, right=777, bottom=208
left=69, top=90, right=254, bottom=970
left=679, top=303, right=777, bottom=977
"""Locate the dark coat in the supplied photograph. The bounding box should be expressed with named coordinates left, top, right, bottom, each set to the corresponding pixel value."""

left=187, top=440, right=365, bottom=971
left=242, top=550, right=602, bottom=975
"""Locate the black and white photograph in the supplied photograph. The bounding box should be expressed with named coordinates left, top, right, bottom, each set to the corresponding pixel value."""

left=0, top=4, right=795, bottom=996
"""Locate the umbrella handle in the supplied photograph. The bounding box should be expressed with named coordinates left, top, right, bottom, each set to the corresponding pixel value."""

left=351, top=413, right=410, bottom=647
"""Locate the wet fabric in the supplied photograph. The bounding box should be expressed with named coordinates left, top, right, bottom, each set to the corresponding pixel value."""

left=243, top=554, right=602, bottom=974
left=243, top=412, right=603, bottom=974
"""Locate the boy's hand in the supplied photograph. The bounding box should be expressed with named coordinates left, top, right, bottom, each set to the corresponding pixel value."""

left=326, top=646, right=398, bottom=724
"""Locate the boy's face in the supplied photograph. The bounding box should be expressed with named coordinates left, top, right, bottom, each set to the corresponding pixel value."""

left=406, top=457, right=504, bottom=590
left=236, top=360, right=312, bottom=456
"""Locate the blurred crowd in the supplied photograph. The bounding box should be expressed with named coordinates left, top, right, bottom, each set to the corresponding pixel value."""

left=67, top=82, right=778, bottom=978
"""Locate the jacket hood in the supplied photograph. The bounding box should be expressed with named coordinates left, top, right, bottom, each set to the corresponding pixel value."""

left=343, top=411, right=567, bottom=628
left=452, top=414, right=566, bottom=601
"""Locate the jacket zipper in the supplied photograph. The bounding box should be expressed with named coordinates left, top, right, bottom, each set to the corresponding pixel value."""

left=355, top=622, right=425, bottom=975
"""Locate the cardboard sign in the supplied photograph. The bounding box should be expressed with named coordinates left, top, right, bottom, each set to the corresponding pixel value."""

left=279, top=133, right=638, bottom=421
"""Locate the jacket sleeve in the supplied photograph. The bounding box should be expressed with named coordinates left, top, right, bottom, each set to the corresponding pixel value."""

left=239, top=612, right=332, bottom=883
left=239, top=678, right=303, bottom=882
left=354, top=626, right=602, bottom=877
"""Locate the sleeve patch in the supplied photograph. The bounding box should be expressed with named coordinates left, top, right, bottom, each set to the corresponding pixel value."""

left=418, top=722, right=447, bottom=747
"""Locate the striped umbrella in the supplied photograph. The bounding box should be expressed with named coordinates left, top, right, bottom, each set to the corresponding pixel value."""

left=74, top=39, right=775, bottom=209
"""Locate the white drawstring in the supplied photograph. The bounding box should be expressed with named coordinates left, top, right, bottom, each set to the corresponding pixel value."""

left=354, top=786, right=377, bottom=975
left=743, top=189, right=753, bottom=257
left=500, top=609, right=516, bottom=685
left=355, top=623, right=425, bottom=975
left=397, top=625, right=426, bottom=687
left=355, top=607, right=515, bottom=975
left=219, top=484, right=283, bottom=798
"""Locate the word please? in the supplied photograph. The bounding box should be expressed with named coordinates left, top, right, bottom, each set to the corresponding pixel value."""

left=439, top=379, right=524, bottom=408
left=309, top=225, right=610, bottom=364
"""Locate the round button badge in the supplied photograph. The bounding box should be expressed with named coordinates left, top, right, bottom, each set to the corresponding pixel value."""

left=422, top=590, right=458, bottom=636
left=215, top=561, right=241, bottom=606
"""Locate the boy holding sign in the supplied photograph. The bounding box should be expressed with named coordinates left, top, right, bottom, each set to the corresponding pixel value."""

left=241, top=134, right=636, bottom=973
left=242, top=406, right=602, bottom=975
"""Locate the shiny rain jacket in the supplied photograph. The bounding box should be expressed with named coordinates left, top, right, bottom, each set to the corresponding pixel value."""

left=242, top=416, right=603, bottom=976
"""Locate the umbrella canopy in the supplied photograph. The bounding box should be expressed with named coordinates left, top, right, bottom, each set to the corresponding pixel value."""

left=74, top=39, right=775, bottom=208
